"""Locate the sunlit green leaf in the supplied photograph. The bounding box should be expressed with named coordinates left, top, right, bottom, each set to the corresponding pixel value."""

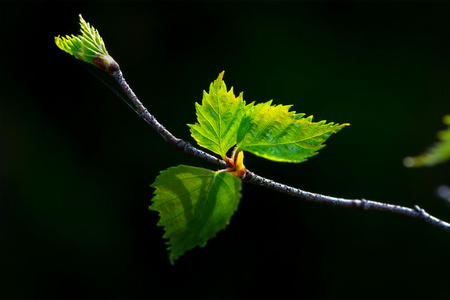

left=404, top=115, right=450, bottom=167
left=188, top=72, right=251, bottom=160
left=150, top=165, right=242, bottom=264
left=236, top=101, right=348, bottom=162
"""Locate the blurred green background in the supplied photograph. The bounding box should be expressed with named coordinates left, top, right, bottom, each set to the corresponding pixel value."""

left=2, top=1, right=450, bottom=299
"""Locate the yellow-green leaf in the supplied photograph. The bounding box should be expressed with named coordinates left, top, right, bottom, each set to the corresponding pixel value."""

left=188, top=72, right=251, bottom=160
left=236, top=101, right=348, bottom=162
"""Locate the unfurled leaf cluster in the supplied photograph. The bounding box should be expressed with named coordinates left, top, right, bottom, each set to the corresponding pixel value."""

left=150, top=72, right=348, bottom=263
left=404, top=115, right=450, bottom=167
left=55, top=15, right=119, bottom=73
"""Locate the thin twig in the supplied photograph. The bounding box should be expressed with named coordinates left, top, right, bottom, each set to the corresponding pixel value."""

left=111, top=69, right=450, bottom=233
left=111, top=70, right=225, bottom=167
left=244, top=170, right=450, bottom=232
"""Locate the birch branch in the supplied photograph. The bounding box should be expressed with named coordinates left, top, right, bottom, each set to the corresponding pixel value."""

left=111, top=69, right=450, bottom=233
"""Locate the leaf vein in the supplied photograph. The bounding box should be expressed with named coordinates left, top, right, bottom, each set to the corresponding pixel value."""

left=247, top=106, right=284, bottom=146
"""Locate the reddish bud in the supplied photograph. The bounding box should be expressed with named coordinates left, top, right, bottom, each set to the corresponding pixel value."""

left=92, top=54, right=120, bottom=73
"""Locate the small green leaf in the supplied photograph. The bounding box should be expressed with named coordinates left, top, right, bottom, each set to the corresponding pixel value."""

left=55, top=14, right=119, bottom=73
left=188, top=72, right=251, bottom=160
left=236, top=101, right=348, bottom=162
left=150, top=165, right=242, bottom=264
left=404, top=115, right=450, bottom=167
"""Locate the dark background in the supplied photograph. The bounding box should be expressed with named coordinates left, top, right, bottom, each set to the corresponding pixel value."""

left=2, top=1, right=450, bottom=299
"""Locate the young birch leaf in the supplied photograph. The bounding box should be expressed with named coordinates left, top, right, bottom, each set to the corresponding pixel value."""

left=236, top=101, right=348, bottom=162
left=55, top=14, right=119, bottom=73
left=188, top=72, right=250, bottom=160
left=150, top=165, right=242, bottom=264
left=404, top=115, right=450, bottom=167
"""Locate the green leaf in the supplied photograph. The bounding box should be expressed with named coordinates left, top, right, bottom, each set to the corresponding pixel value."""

left=236, top=101, right=348, bottom=162
left=55, top=14, right=119, bottom=73
left=404, top=115, right=450, bottom=167
left=150, top=165, right=242, bottom=264
left=188, top=72, right=251, bottom=160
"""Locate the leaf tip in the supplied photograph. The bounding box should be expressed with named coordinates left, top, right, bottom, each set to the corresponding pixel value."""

left=214, top=71, right=225, bottom=84
left=54, top=35, right=63, bottom=48
left=403, top=156, right=415, bottom=168
left=443, top=115, right=450, bottom=125
left=336, top=122, right=350, bottom=131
